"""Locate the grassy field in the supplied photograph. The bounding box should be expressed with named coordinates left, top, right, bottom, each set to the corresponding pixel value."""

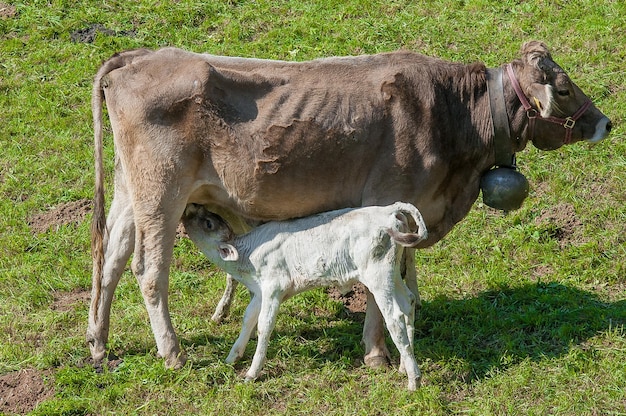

left=1, top=0, right=625, bottom=414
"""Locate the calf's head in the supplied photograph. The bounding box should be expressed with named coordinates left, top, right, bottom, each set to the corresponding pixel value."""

left=511, top=41, right=612, bottom=150
left=182, top=204, right=239, bottom=262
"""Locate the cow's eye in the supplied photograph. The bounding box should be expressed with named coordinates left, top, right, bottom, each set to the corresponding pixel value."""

left=557, top=89, right=570, bottom=97
left=205, top=220, right=214, bottom=231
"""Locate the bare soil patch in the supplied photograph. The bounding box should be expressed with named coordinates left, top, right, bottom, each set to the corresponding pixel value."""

left=0, top=3, right=17, bottom=19
left=328, top=283, right=368, bottom=314
left=0, top=369, right=54, bottom=415
left=534, top=202, right=584, bottom=248
left=51, top=289, right=90, bottom=312
left=28, top=199, right=92, bottom=234
left=70, top=23, right=136, bottom=43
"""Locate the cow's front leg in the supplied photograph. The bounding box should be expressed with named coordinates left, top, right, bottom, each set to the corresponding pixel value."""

left=363, top=289, right=392, bottom=368
left=212, top=274, right=239, bottom=323
left=132, top=217, right=186, bottom=369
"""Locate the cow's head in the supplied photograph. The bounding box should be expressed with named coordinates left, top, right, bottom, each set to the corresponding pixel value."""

left=510, top=41, right=612, bottom=150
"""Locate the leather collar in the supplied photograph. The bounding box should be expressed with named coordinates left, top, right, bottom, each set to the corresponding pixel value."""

left=486, top=67, right=517, bottom=168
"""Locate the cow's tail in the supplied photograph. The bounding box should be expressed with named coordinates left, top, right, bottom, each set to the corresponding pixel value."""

left=90, top=49, right=151, bottom=321
left=387, top=202, right=428, bottom=248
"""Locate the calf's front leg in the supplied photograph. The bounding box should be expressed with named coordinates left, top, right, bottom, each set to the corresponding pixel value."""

left=226, top=291, right=261, bottom=364
left=245, top=295, right=281, bottom=381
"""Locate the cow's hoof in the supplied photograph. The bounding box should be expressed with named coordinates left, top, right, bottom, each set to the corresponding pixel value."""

left=364, top=355, right=390, bottom=369
left=164, top=351, right=187, bottom=370
left=211, top=310, right=227, bottom=324
left=87, top=335, right=106, bottom=365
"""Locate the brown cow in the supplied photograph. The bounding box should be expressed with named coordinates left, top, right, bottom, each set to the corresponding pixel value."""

left=88, top=41, right=611, bottom=371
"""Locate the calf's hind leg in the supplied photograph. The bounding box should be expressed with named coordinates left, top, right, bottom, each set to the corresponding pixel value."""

left=362, top=249, right=421, bottom=369
left=367, top=278, right=421, bottom=390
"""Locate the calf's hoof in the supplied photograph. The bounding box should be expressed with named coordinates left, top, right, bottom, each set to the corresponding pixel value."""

left=225, top=350, right=243, bottom=364
left=244, top=372, right=259, bottom=382
left=407, top=375, right=421, bottom=391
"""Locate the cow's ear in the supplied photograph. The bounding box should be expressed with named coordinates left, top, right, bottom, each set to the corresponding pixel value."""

left=218, top=243, right=239, bottom=262
left=521, top=41, right=552, bottom=69
left=521, top=41, right=555, bottom=117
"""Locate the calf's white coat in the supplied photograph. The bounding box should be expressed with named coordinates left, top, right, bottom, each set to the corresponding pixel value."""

left=182, top=202, right=428, bottom=390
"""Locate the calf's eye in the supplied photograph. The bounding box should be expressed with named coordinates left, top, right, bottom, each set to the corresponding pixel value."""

left=557, top=89, right=570, bottom=97
left=205, top=220, right=214, bottom=231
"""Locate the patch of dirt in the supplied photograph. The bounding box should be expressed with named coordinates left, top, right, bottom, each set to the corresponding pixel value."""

left=70, top=23, right=136, bottom=43
left=532, top=264, right=555, bottom=280
left=0, top=369, right=54, bottom=415
left=0, top=3, right=17, bottom=19
left=534, top=202, right=584, bottom=248
left=80, top=354, right=123, bottom=374
left=28, top=199, right=92, bottom=234
left=327, top=282, right=368, bottom=314
left=51, top=289, right=90, bottom=312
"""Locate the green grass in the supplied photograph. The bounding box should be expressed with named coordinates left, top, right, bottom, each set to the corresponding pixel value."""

left=1, top=0, right=625, bottom=414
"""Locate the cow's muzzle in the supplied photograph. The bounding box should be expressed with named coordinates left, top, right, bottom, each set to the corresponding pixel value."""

left=587, top=116, right=612, bottom=144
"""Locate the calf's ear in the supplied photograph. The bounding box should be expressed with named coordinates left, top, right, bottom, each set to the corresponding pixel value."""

left=219, top=243, right=239, bottom=262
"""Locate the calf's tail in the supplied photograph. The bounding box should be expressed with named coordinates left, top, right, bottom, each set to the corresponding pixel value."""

left=387, top=202, right=428, bottom=248
left=90, top=49, right=151, bottom=320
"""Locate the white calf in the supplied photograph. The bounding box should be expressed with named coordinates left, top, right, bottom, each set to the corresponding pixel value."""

left=182, top=202, right=428, bottom=390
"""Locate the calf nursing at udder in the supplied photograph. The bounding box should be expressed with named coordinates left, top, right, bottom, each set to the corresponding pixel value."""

left=182, top=202, right=428, bottom=390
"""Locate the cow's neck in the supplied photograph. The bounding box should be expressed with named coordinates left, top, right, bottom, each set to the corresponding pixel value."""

left=501, top=62, right=534, bottom=152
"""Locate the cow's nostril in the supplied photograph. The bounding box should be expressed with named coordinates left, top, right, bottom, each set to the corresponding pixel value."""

left=606, top=121, right=613, bottom=132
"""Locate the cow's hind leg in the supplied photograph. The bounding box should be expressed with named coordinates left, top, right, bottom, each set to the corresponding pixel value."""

left=212, top=274, right=239, bottom=323
left=131, top=208, right=187, bottom=369
left=363, top=289, right=392, bottom=368
left=87, top=185, right=135, bottom=368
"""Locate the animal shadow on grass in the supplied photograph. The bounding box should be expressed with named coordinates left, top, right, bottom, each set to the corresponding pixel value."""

left=415, top=282, right=626, bottom=381
left=180, top=295, right=367, bottom=380
left=176, top=282, right=625, bottom=383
